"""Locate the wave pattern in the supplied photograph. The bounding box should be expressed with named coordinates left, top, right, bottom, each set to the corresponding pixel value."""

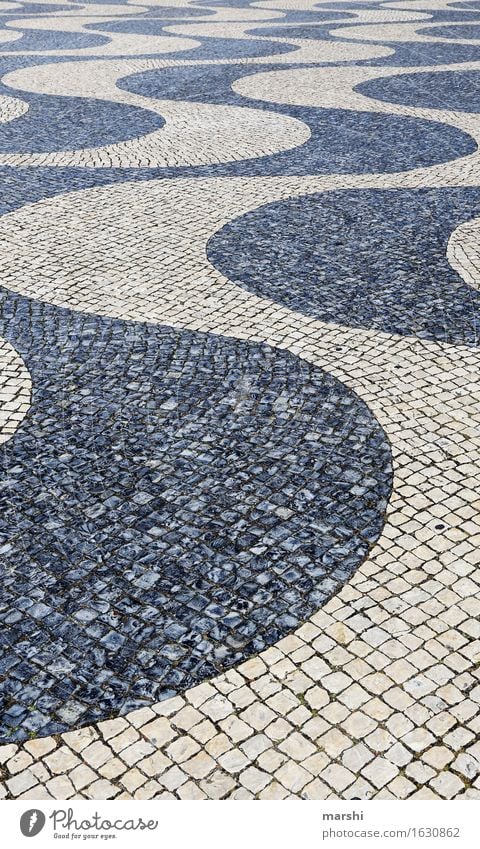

left=0, top=0, right=479, bottom=803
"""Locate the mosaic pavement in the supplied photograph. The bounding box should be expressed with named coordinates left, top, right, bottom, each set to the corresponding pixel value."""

left=0, top=0, right=479, bottom=802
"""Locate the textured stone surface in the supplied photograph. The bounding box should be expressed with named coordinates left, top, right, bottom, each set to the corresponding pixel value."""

left=0, top=0, right=479, bottom=802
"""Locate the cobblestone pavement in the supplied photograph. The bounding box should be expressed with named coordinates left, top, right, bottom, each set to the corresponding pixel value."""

left=0, top=0, right=480, bottom=801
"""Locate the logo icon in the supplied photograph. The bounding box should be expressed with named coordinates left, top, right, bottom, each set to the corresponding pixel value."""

left=20, top=810, right=46, bottom=838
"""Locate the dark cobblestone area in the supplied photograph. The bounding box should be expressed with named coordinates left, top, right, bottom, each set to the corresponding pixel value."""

left=208, top=188, right=480, bottom=345
left=0, top=296, right=392, bottom=741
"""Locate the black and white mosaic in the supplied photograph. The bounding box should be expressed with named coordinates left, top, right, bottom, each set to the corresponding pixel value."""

left=0, top=0, right=479, bottom=755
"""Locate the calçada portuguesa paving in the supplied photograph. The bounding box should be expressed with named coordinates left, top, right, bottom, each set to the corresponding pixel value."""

left=0, top=0, right=479, bottom=802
